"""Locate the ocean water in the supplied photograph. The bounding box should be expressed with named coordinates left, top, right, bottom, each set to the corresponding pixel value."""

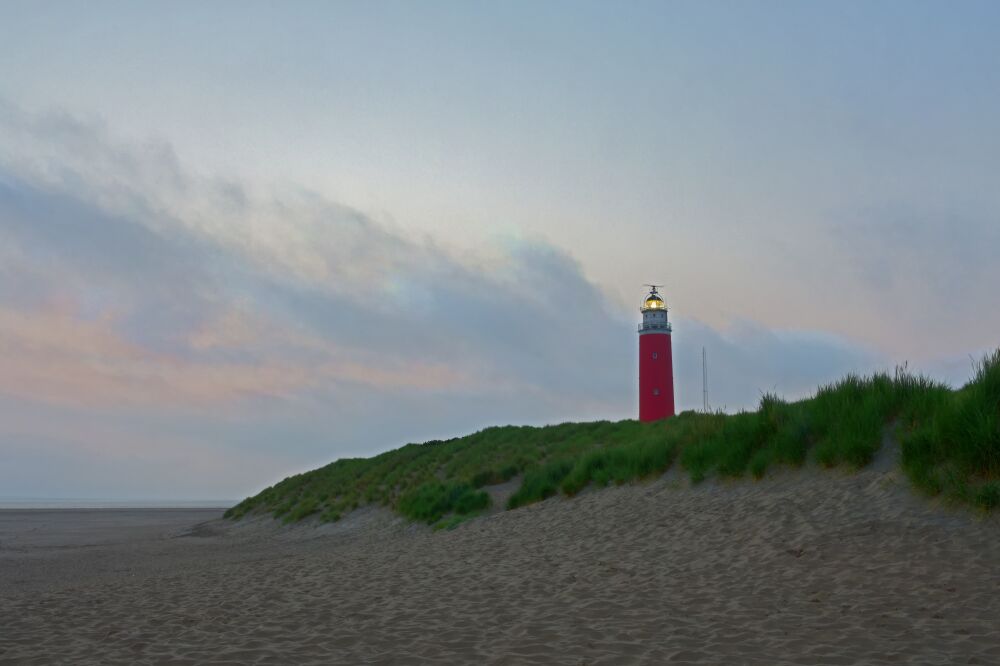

left=0, top=498, right=235, bottom=509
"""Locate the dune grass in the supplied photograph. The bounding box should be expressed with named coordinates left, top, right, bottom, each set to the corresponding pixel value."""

left=900, top=350, right=1000, bottom=509
left=397, top=481, right=490, bottom=524
left=225, top=350, right=1000, bottom=524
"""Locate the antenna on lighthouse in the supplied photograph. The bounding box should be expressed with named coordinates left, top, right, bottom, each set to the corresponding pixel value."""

left=702, top=346, right=709, bottom=412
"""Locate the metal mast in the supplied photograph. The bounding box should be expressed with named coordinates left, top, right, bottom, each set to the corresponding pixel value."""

left=702, top=346, right=709, bottom=412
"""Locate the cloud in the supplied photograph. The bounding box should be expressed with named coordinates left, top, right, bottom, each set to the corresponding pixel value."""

left=826, top=207, right=1000, bottom=356
left=673, top=318, right=881, bottom=411
left=0, top=101, right=902, bottom=498
left=833, top=211, right=999, bottom=297
left=0, top=101, right=638, bottom=409
left=0, top=305, right=469, bottom=408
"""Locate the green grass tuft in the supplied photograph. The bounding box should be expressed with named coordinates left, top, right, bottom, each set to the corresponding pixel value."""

left=398, top=482, right=490, bottom=524
left=901, top=350, right=1000, bottom=507
left=508, top=459, right=574, bottom=509
left=749, top=449, right=771, bottom=479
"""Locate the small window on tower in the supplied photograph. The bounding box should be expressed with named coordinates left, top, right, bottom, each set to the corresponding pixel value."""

left=652, top=352, right=658, bottom=359
left=653, top=388, right=660, bottom=396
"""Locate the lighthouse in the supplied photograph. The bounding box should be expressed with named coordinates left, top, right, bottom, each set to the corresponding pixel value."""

left=638, top=285, right=675, bottom=422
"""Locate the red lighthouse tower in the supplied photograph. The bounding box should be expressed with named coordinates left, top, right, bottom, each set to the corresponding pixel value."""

left=639, top=285, right=675, bottom=422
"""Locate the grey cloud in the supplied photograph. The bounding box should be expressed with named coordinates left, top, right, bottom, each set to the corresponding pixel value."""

left=831, top=211, right=1000, bottom=308
left=823, top=208, right=1000, bottom=358
left=0, top=107, right=631, bottom=405
left=0, top=103, right=914, bottom=499
left=672, top=318, right=881, bottom=412
left=0, top=174, right=204, bottom=283
left=0, top=98, right=187, bottom=217
left=0, top=172, right=224, bottom=353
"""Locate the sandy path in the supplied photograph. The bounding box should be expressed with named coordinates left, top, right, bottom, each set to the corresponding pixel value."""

left=1, top=464, right=998, bottom=665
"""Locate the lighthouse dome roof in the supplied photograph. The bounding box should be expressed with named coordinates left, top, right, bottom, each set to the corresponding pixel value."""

left=642, top=291, right=665, bottom=311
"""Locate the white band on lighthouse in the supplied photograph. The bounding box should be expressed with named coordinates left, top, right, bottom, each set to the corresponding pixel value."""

left=639, top=285, right=671, bottom=334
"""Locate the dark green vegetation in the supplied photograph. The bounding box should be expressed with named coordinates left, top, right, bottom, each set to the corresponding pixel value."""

left=226, top=350, right=1000, bottom=525
left=902, top=350, right=1000, bottom=509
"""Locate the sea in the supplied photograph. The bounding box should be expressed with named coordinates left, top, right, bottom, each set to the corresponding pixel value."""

left=0, top=498, right=236, bottom=509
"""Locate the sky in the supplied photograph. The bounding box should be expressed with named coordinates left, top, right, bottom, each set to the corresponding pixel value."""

left=1, top=1, right=998, bottom=501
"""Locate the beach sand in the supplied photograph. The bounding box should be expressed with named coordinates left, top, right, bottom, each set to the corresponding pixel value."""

left=2, top=461, right=999, bottom=665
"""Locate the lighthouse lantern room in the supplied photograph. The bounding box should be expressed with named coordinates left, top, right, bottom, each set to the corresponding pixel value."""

left=638, top=285, right=676, bottom=422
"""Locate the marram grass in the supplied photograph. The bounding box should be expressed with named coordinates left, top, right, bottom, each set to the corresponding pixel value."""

left=225, top=350, right=1000, bottom=526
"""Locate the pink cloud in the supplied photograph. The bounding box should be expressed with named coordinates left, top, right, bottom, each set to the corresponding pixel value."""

left=0, top=304, right=468, bottom=409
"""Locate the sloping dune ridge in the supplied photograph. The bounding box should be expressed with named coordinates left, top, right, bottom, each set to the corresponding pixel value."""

left=2, top=456, right=999, bottom=665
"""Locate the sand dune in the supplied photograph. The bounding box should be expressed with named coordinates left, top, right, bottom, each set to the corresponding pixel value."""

left=2, top=462, right=999, bottom=665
